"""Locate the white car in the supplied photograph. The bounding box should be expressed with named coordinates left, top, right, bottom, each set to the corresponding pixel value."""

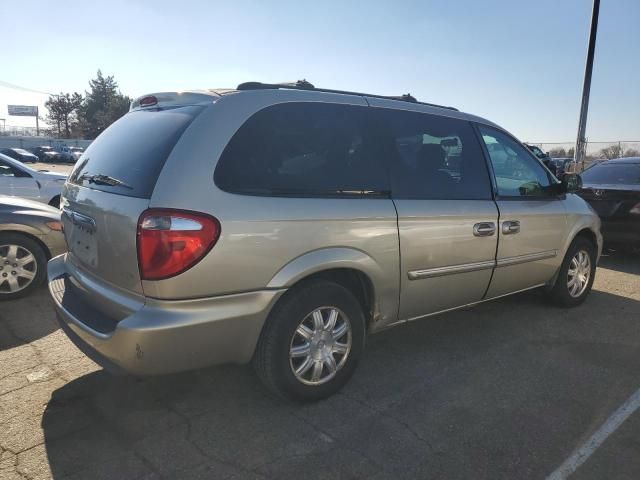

left=0, top=152, right=67, bottom=207
left=69, top=146, right=85, bottom=161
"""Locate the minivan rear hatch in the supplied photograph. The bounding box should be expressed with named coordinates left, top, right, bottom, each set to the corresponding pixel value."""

left=62, top=100, right=208, bottom=295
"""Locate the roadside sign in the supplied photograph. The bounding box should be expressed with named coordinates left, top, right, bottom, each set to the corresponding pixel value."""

left=8, top=105, right=38, bottom=116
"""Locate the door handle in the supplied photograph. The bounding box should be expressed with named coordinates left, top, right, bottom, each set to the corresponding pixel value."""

left=473, top=222, right=496, bottom=237
left=502, top=220, right=521, bottom=235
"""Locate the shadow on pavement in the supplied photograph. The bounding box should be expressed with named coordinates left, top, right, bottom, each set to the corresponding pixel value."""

left=598, top=249, right=640, bottom=276
left=42, top=288, right=640, bottom=479
left=0, top=286, right=58, bottom=350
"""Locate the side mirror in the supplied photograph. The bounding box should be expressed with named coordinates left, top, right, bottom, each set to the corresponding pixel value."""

left=560, top=173, right=582, bottom=193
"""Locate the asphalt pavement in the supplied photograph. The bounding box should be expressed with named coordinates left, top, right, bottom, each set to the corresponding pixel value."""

left=0, top=250, right=639, bottom=479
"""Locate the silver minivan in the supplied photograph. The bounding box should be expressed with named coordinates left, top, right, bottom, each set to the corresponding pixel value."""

left=48, top=81, right=602, bottom=401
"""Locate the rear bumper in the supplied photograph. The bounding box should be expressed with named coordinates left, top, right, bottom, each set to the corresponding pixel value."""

left=47, top=254, right=285, bottom=375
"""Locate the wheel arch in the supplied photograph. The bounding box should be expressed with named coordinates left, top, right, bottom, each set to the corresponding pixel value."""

left=266, top=247, right=391, bottom=329
left=0, top=229, right=52, bottom=260
left=574, top=227, right=598, bottom=250
left=548, top=223, right=602, bottom=289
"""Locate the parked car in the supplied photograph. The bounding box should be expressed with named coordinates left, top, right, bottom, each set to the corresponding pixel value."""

left=551, top=157, right=577, bottom=176
left=578, top=157, right=640, bottom=249
left=48, top=81, right=602, bottom=401
left=0, top=148, right=39, bottom=164
left=29, top=146, right=62, bottom=163
left=524, top=143, right=557, bottom=176
left=54, top=146, right=78, bottom=164
left=69, top=146, right=84, bottom=161
left=0, top=153, right=67, bottom=207
left=0, top=195, right=65, bottom=300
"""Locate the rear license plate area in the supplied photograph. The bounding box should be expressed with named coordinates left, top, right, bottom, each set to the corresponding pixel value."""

left=63, top=210, right=98, bottom=268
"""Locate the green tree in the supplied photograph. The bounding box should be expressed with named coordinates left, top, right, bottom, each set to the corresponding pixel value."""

left=77, top=70, right=131, bottom=139
left=45, top=92, right=83, bottom=138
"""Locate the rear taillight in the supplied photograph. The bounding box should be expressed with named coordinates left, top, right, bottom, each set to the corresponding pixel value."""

left=137, top=209, right=220, bottom=280
left=631, top=202, right=640, bottom=215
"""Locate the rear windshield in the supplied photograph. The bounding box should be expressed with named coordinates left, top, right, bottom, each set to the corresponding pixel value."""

left=581, top=163, right=640, bottom=185
left=69, top=105, right=203, bottom=198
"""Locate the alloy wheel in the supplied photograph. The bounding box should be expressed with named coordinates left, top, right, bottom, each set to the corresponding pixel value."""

left=567, top=250, right=591, bottom=298
left=0, top=244, right=38, bottom=294
left=289, top=306, right=352, bottom=385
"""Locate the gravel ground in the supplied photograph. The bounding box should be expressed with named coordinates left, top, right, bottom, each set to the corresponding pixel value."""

left=0, top=250, right=639, bottom=480
left=29, top=163, right=75, bottom=176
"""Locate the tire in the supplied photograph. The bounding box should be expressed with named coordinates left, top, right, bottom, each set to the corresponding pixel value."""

left=548, top=236, right=597, bottom=307
left=0, top=233, right=48, bottom=301
left=253, top=280, right=366, bottom=402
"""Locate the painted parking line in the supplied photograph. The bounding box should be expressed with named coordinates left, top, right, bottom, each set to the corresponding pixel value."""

left=546, top=386, right=640, bottom=480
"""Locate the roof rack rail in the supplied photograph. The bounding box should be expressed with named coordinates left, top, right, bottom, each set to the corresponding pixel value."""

left=236, top=80, right=458, bottom=111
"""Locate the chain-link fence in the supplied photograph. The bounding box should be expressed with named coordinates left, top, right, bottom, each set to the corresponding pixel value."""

left=530, top=141, right=640, bottom=160
left=0, top=125, right=41, bottom=137
left=0, top=135, right=92, bottom=150
left=528, top=141, right=640, bottom=170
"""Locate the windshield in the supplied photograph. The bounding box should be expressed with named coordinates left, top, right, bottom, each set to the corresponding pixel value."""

left=581, top=163, right=640, bottom=185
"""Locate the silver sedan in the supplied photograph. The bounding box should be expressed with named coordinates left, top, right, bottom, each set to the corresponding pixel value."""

left=1, top=195, right=66, bottom=300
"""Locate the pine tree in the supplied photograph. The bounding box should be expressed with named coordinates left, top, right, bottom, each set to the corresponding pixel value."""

left=77, top=70, right=132, bottom=139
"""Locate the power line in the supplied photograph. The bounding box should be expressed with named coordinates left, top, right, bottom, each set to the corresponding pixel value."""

left=0, top=80, right=56, bottom=96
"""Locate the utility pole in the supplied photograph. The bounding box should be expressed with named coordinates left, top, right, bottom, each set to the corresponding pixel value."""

left=574, top=0, right=600, bottom=171
left=36, top=106, right=40, bottom=136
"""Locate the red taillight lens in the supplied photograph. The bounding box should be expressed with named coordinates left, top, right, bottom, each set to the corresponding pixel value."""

left=137, top=209, right=220, bottom=280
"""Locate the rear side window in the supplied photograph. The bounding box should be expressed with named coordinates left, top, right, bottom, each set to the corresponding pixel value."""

left=214, top=102, right=388, bottom=197
left=375, top=108, right=493, bottom=200
left=69, top=106, right=203, bottom=198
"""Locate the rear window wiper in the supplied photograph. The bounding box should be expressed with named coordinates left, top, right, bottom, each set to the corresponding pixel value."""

left=79, top=173, right=133, bottom=189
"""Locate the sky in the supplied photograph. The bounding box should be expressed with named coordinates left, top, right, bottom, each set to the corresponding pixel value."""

left=0, top=0, right=638, bottom=142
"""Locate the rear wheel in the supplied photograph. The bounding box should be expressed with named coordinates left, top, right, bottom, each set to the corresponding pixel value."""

left=0, top=233, right=48, bottom=301
left=253, top=280, right=366, bottom=402
left=548, top=237, right=597, bottom=307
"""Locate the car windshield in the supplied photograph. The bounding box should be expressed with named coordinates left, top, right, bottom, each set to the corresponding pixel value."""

left=13, top=148, right=32, bottom=155
left=581, top=163, right=640, bottom=185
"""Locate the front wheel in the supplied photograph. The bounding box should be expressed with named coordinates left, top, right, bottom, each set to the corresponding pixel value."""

left=253, top=280, right=366, bottom=402
left=548, top=237, right=597, bottom=307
